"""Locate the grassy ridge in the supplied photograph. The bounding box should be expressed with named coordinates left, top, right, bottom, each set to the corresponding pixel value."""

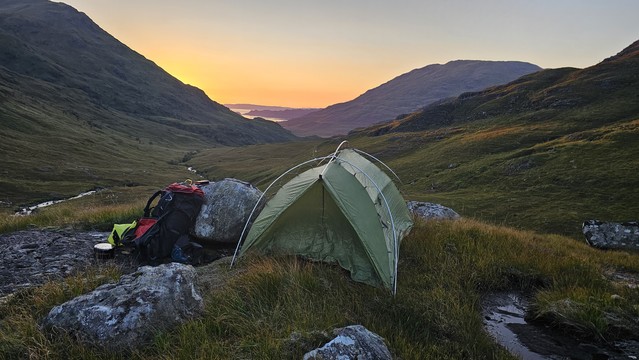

left=352, top=116, right=639, bottom=237
left=2, top=219, right=638, bottom=359
left=184, top=116, right=639, bottom=240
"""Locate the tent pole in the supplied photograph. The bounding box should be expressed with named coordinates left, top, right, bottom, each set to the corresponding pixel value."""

left=321, top=140, right=349, bottom=177
left=352, top=148, right=403, bottom=184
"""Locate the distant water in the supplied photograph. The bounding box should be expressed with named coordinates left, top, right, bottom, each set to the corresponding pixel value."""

left=228, top=108, right=287, bottom=122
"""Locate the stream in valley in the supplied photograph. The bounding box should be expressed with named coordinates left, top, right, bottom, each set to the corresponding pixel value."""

left=14, top=189, right=101, bottom=216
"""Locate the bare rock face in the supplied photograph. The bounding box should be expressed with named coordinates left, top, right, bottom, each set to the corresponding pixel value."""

left=0, top=230, right=109, bottom=297
left=303, top=325, right=391, bottom=360
left=41, top=263, right=203, bottom=352
left=193, top=178, right=264, bottom=244
left=582, top=220, right=639, bottom=250
left=408, top=201, right=461, bottom=221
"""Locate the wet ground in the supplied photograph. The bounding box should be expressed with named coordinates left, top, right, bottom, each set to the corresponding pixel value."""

left=482, top=292, right=639, bottom=359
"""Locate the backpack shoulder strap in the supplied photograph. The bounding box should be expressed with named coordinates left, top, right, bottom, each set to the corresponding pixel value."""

left=143, top=190, right=163, bottom=218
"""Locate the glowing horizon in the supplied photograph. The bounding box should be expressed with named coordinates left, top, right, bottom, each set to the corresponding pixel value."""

left=63, top=0, right=639, bottom=108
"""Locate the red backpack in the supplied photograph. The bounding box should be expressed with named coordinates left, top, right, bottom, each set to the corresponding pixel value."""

left=124, top=182, right=204, bottom=263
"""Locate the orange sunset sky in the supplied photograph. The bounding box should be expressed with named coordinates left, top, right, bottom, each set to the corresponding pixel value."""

left=62, top=0, right=639, bottom=108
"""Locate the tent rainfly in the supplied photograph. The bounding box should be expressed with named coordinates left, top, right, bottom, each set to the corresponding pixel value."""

left=232, top=143, right=413, bottom=294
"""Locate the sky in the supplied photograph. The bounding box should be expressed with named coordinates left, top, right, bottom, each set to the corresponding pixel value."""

left=62, top=0, right=639, bottom=108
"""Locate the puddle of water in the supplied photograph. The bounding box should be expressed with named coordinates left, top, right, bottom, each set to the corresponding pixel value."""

left=482, top=292, right=637, bottom=360
left=14, top=189, right=100, bottom=216
left=483, top=293, right=547, bottom=360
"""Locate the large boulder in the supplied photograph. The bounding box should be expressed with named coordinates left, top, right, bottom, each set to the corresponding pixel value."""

left=41, top=263, right=203, bottom=352
left=408, top=201, right=461, bottom=221
left=193, top=178, right=264, bottom=244
left=582, top=220, right=639, bottom=250
left=303, top=325, right=391, bottom=360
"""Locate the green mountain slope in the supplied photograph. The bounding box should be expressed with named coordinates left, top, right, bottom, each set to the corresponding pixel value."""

left=0, top=0, right=295, bottom=206
left=370, top=42, right=639, bottom=134
left=350, top=39, right=639, bottom=235
left=282, top=60, right=541, bottom=137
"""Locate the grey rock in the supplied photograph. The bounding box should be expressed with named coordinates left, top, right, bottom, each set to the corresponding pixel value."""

left=0, top=230, right=124, bottom=297
left=582, top=220, right=639, bottom=250
left=41, top=263, right=203, bottom=352
left=408, top=201, right=461, bottom=221
left=193, top=178, right=264, bottom=244
left=303, top=325, right=391, bottom=360
left=283, top=330, right=331, bottom=356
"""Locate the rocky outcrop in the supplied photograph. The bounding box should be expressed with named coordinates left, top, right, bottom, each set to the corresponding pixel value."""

left=303, top=325, right=391, bottom=360
left=41, top=263, right=203, bottom=352
left=193, top=178, right=264, bottom=245
left=582, top=220, right=639, bottom=250
left=408, top=201, right=461, bottom=221
left=0, top=230, right=120, bottom=297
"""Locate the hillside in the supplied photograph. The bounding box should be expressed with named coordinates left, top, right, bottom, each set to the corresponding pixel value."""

left=0, top=0, right=295, bottom=206
left=368, top=40, right=639, bottom=134
left=351, top=39, right=639, bottom=235
left=282, top=60, right=541, bottom=137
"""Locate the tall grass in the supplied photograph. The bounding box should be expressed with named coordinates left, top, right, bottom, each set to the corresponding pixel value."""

left=0, top=266, right=124, bottom=360
left=4, top=219, right=636, bottom=359
left=0, top=187, right=154, bottom=234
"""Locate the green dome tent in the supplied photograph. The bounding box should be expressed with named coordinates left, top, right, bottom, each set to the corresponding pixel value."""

left=232, top=144, right=413, bottom=294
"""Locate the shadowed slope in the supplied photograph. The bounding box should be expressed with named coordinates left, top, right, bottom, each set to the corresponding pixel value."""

left=0, top=0, right=295, bottom=205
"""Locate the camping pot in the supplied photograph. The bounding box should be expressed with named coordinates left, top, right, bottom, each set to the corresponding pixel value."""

left=94, top=243, right=115, bottom=260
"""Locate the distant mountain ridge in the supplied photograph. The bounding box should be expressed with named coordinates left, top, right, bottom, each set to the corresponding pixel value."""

left=343, top=39, right=639, bottom=235
left=282, top=60, right=541, bottom=137
left=366, top=39, right=639, bottom=135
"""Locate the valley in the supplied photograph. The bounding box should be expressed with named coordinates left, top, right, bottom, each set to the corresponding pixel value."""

left=1, top=1, right=638, bottom=359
